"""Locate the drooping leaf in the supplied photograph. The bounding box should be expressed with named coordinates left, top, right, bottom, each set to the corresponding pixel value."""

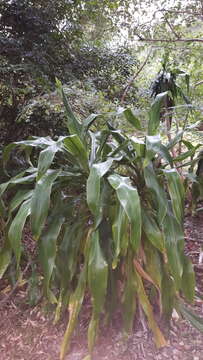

left=161, top=267, right=175, bottom=322
left=88, top=230, right=108, bottom=352
left=143, top=241, right=162, bottom=288
left=87, top=159, right=113, bottom=226
left=163, top=169, right=185, bottom=224
left=31, top=169, right=60, bottom=240
left=39, top=200, right=64, bottom=304
left=134, top=272, right=167, bottom=347
left=8, top=198, right=31, bottom=268
left=112, top=203, right=128, bottom=267
left=88, top=230, right=108, bottom=316
left=146, top=135, right=173, bottom=166
left=3, top=137, right=57, bottom=169
left=37, top=139, right=64, bottom=178
left=167, top=130, right=183, bottom=150
left=148, top=91, right=168, bottom=135
left=82, top=113, right=102, bottom=135
left=177, top=302, right=203, bottom=332
left=144, top=162, right=168, bottom=225
left=57, top=221, right=85, bottom=289
left=123, top=108, right=142, bottom=130
left=108, top=174, right=141, bottom=252
left=181, top=255, right=195, bottom=303
left=131, top=137, right=145, bottom=157
left=173, top=146, right=201, bottom=163
left=0, top=170, right=37, bottom=197
left=8, top=189, right=33, bottom=217
left=123, top=250, right=136, bottom=334
left=142, top=208, right=164, bottom=252
left=60, top=267, right=87, bottom=360
left=0, top=246, right=11, bottom=279
left=162, top=215, right=184, bottom=289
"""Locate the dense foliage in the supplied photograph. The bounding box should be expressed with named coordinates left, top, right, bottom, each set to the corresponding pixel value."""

left=1, top=83, right=203, bottom=359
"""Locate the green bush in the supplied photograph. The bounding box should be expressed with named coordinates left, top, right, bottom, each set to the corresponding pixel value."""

left=0, top=83, right=201, bottom=359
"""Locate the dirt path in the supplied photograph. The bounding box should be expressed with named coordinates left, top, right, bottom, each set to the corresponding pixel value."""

left=0, top=211, right=203, bottom=360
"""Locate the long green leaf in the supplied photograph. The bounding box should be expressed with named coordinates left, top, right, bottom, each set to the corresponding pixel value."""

left=148, top=91, right=168, bottom=135
left=8, top=198, right=31, bottom=268
left=3, top=137, right=57, bottom=168
left=146, top=135, right=173, bottom=166
left=0, top=171, right=37, bottom=197
left=123, top=108, right=142, bottom=130
left=88, top=230, right=108, bottom=315
left=177, top=302, right=203, bottom=332
left=108, top=174, right=141, bottom=252
left=134, top=272, right=167, bottom=347
left=60, top=228, right=92, bottom=360
left=57, top=222, right=85, bottom=289
left=31, top=170, right=60, bottom=240
left=112, top=203, right=128, bottom=267
left=87, top=159, right=113, bottom=226
left=63, top=135, right=88, bottom=171
left=144, top=163, right=168, bottom=225
left=60, top=267, right=87, bottom=360
left=82, top=113, right=102, bottom=134
left=142, top=209, right=164, bottom=252
left=163, top=169, right=185, bottom=224
left=0, top=246, right=11, bottom=279
left=144, top=241, right=162, bottom=288
left=131, top=137, right=145, bottom=157
left=181, top=255, right=195, bottom=303
left=123, top=250, right=136, bottom=334
left=161, top=267, right=175, bottom=322
left=88, top=230, right=108, bottom=352
left=39, top=200, right=64, bottom=303
left=162, top=215, right=184, bottom=289
left=37, top=139, right=63, bottom=178
left=56, top=80, right=82, bottom=138
left=8, top=189, right=33, bottom=216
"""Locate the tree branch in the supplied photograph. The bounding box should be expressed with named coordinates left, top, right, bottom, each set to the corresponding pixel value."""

left=121, top=49, right=152, bottom=103
left=164, top=16, right=181, bottom=39
left=137, top=38, right=203, bottom=43
left=154, top=8, right=203, bottom=17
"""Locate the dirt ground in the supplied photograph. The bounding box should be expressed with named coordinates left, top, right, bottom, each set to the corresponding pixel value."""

left=0, top=209, right=203, bottom=360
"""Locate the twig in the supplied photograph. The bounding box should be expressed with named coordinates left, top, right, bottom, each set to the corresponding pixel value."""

left=0, top=261, right=31, bottom=308
left=153, top=8, right=203, bottom=18
left=194, top=80, right=203, bottom=87
left=137, top=37, right=203, bottom=43
left=164, top=16, right=181, bottom=39
left=121, top=49, right=152, bottom=103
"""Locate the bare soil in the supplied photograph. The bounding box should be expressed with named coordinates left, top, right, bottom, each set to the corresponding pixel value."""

left=0, top=210, right=203, bottom=360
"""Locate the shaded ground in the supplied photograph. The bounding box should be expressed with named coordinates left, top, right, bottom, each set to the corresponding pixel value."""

left=0, top=210, right=203, bottom=360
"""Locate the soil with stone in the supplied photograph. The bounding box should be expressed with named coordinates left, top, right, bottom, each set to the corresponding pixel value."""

left=0, top=208, right=203, bottom=360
